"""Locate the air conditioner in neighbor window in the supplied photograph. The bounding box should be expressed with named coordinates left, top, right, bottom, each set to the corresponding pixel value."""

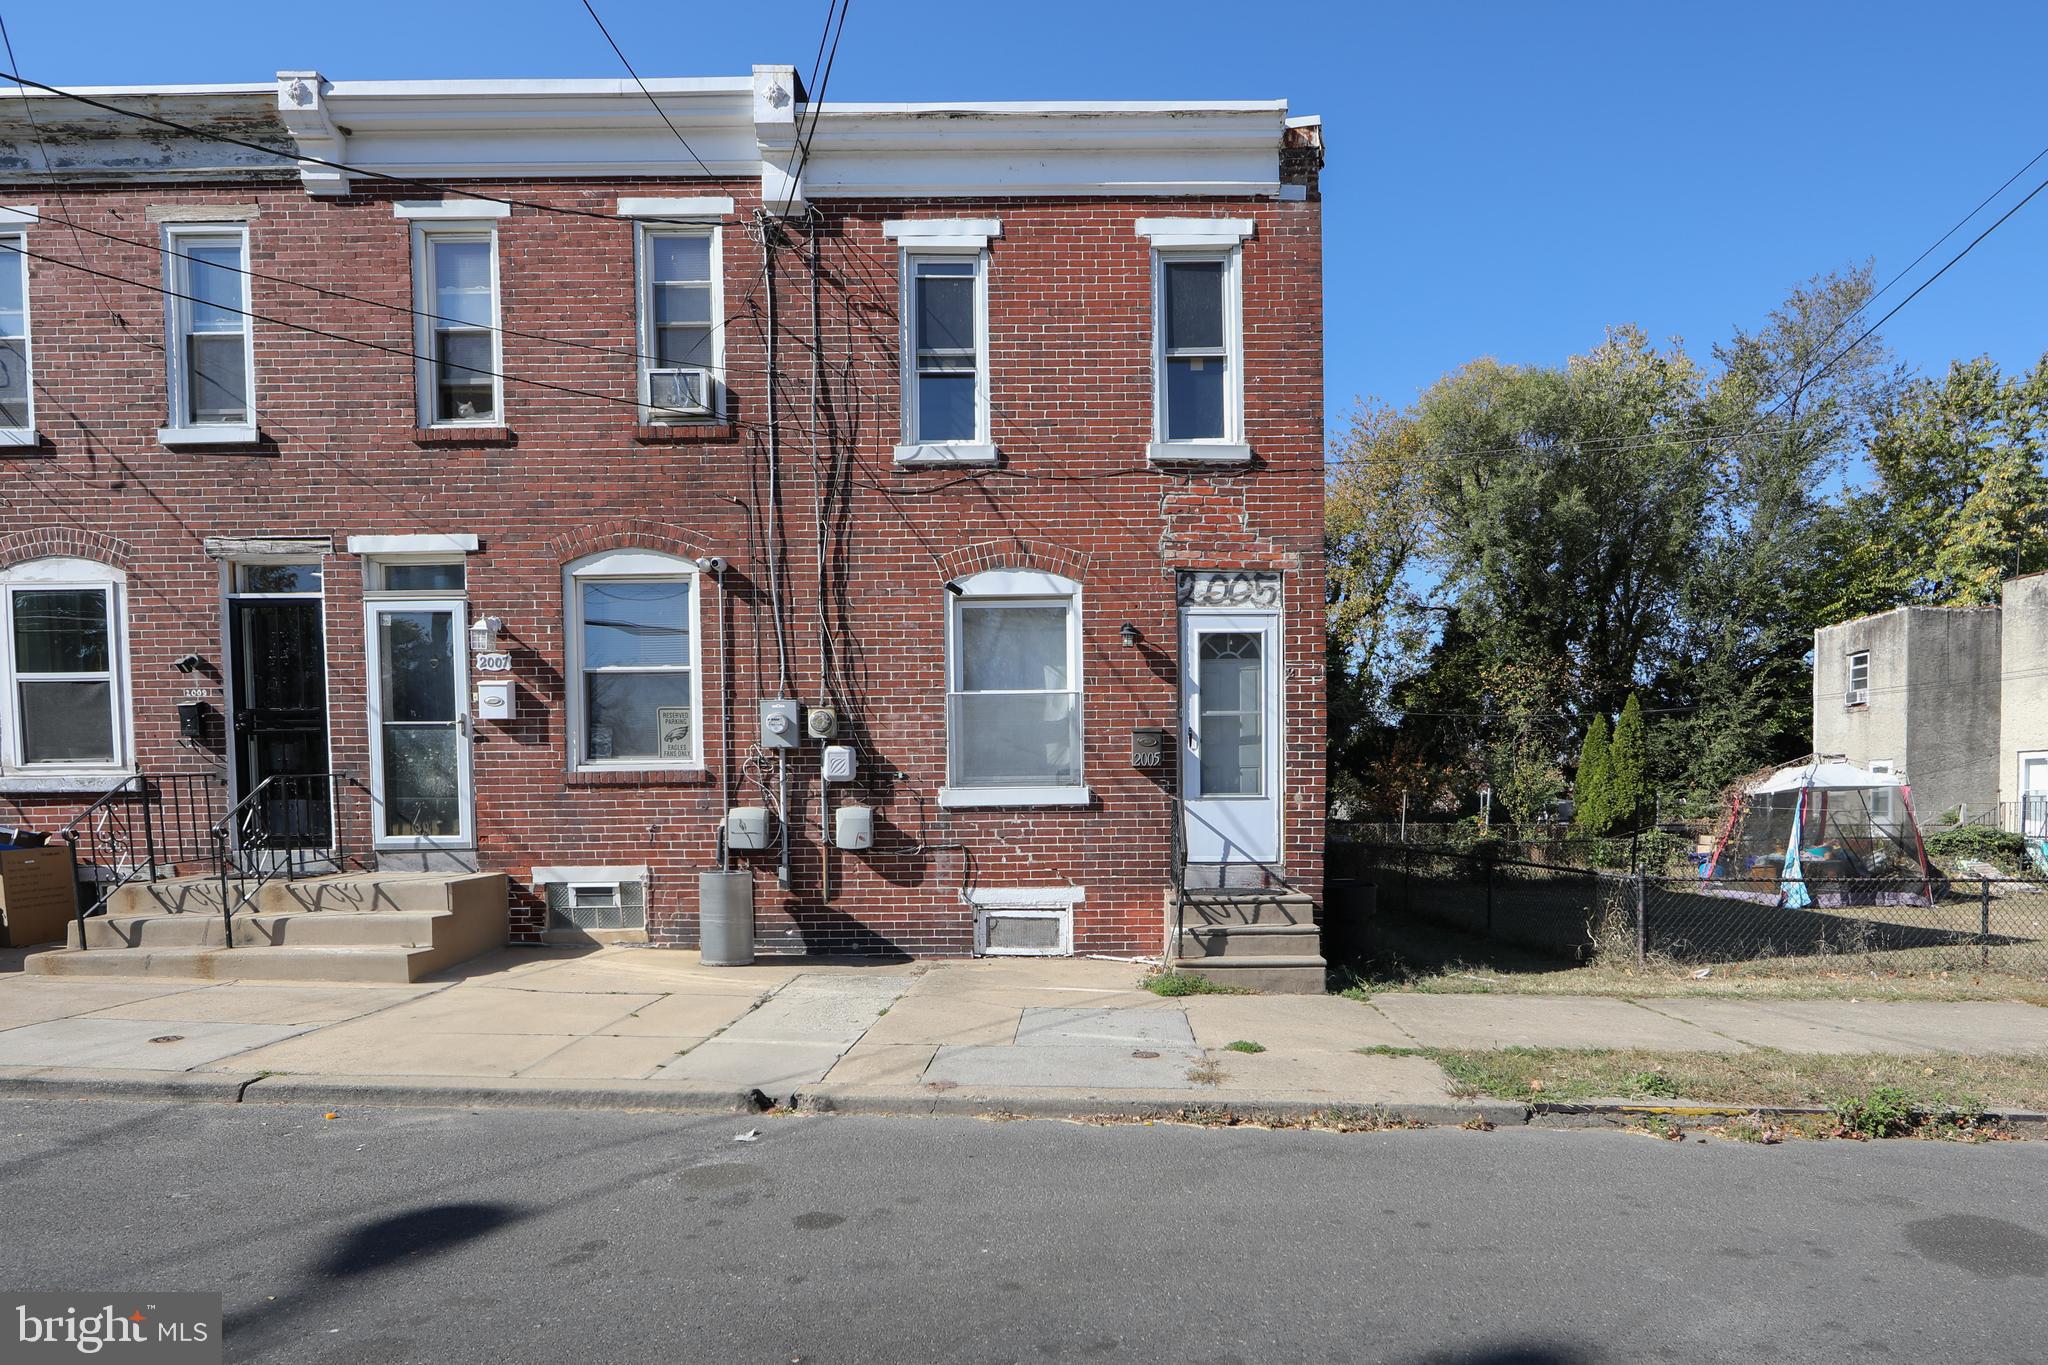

left=647, top=366, right=712, bottom=417
left=1846, top=688, right=1868, bottom=708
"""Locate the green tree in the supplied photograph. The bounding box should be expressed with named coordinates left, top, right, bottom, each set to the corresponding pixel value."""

left=1823, top=355, right=2048, bottom=615
left=1655, top=266, right=1900, bottom=807
left=1609, top=693, right=1651, bottom=831
left=1572, top=713, right=1613, bottom=833
left=1416, top=326, right=1711, bottom=722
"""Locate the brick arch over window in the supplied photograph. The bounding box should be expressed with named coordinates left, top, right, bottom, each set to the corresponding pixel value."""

left=0, top=528, right=137, bottom=573
left=545, top=522, right=710, bottom=566
left=934, top=539, right=1091, bottom=586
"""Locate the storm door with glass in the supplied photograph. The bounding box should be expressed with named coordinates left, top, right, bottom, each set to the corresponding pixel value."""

left=365, top=600, right=470, bottom=847
left=1180, top=611, right=1281, bottom=865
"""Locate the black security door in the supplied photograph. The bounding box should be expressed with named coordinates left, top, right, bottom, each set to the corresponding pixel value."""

left=229, top=595, right=331, bottom=847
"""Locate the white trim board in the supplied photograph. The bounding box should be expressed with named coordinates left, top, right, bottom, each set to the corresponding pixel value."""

left=346, top=534, right=480, bottom=555
left=618, top=196, right=734, bottom=219
left=965, top=886, right=1086, bottom=909
left=392, top=199, right=512, bottom=220
left=884, top=218, right=1002, bottom=250
left=1136, top=218, right=1255, bottom=246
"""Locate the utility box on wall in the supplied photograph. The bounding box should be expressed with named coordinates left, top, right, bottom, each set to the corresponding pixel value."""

left=834, top=805, right=872, bottom=850
left=476, top=680, right=516, bottom=721
left=725, top=806, right=773, bottom=850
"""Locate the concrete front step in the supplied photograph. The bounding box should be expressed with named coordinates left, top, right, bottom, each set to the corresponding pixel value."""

left=71, top=910, right=446, bottom=951
left=31, top=870, right=509, bottom=983
left=1170, top=889, right=1319, bottom=927
left=106, top=870, right=483, bottom=918
left=1167, top=955, right=1329, bottom=994
left=24, top=944, right=441, bottom=984
left=1177, top=921, right=1324, bottom=959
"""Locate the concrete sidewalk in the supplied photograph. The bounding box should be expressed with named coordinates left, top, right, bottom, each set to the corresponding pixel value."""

left=1, top=947, right=2044, bottom=1122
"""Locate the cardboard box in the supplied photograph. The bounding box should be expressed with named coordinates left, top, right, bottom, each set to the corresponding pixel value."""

left=0, top=844, right=77, bottom=947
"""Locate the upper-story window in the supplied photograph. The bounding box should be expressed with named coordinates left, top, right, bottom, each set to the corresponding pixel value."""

left=885, top=219, right=999, bottom=466
left=0, top=218, right=31, bottom=445
left=162, top=225, right=255, bottom=442
left=0, top=557, right=131, bottom=778
left=1137, top=218, right=1252, bottom=465
left=1847, top=650, right=1869, bottom=707
left=637, top=226, right=720, bottom=421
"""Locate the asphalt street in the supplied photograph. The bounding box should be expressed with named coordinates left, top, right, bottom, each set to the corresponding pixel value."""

left=1, top=1099, right=2044, bottom=1364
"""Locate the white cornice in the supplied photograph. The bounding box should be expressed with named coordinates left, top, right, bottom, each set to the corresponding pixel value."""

left=0, top=73, right=1294, bottom=202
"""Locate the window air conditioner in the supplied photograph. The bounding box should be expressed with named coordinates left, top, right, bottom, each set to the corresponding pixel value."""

left=647, top=366, right=712, bottom=417
left=1845, top=688, right=1868, bottom=707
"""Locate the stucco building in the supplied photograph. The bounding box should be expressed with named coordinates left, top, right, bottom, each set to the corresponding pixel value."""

left=1813, top=573, right=2048, bottom=833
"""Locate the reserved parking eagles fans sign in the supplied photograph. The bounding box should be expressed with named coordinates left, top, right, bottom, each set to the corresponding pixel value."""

left=3, top=1294, right=220, bottom=1362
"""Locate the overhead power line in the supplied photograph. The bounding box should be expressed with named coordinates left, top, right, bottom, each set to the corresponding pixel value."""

left=577, top=0, right=720, bottom=182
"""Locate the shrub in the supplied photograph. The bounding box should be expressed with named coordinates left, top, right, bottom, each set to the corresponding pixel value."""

left=1923, top=827, right=2029, bottom=877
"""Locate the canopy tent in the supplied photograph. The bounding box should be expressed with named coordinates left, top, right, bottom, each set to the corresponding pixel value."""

left=1702, top=757, right=1934, bottom=906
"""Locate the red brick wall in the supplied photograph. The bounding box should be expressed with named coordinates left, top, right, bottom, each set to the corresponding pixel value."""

left=0, top=173, right=1324, bottom=957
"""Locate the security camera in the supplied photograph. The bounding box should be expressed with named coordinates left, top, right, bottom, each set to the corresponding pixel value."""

left=172, top=654, right=204, bottom=674
left=695, top=556, right=728, bottom=573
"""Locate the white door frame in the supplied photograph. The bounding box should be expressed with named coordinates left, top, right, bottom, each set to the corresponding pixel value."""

left=1180, top=607, right=1282, bottom=865
left=2020, top=751, right=2048, bottom=837
left=364, top=597, right=473, bottom=850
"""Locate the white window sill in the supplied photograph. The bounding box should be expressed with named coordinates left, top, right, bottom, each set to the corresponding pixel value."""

left=1147, top=441, right=1251, bottom=466
left=895, top=442, right=999, bottom=467
left=0, top=428, right=40, bottom=447
left=0, top=770, right=136, bottom=795
left=938, top=784, right=1092, bottom=809
left=159, top=425, right=259, bottom=447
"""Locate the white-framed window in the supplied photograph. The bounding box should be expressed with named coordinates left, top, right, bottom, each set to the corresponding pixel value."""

left=1137, top=218, right=1251, bottom=464
left=1846, top=650, right=1869, bottom=707
left=940, top=569, right=1087, bottom=807
left=534, top=866, right=650, bottom=934
left=1869, top=760, right=1896, bottom=826
left=885, top=219, right=999, bottom=465
left=160, top=224, right=254, bottom=443
left=636, top=224, right=721, bottom=421
left=0, top=218, right=32, bottom=444
left=366, top=558, right=466, bottom=595
left=564, top=550, right=700, bottom=770
left=0, top=557, right=131, bottom=779
left=412, top=226, right=501, bottom=425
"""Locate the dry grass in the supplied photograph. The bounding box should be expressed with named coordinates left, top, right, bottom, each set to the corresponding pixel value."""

left=1354, top=912, right=2048, bottom=1006
left=1412, top=1045, right=2048, bottom=1113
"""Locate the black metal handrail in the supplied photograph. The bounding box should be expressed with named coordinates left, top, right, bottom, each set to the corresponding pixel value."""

left=1168, top=785, right=1187, bottom=968
left=211, top=771, right=358, bottom=948
left=59, top=771, right=229, bottom=951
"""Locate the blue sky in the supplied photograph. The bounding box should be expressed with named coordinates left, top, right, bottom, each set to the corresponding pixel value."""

left=8, top=1, right=2048, bottom=439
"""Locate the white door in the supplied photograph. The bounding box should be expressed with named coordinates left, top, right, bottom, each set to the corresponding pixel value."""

left=1181, top=611, right=1281, bottom=864
left=365, top=599, right=472, bottom=849
left=2022, top=753, right=2048, bottom=837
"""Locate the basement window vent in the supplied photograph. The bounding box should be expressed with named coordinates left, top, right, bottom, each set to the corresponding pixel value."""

left=971, top=891, right=1078, bottom=958
left=543, top=879, right=647, bottom=932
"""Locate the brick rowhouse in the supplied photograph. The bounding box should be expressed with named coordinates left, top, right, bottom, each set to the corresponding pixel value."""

left=0, top=68, right=1326, bottom=961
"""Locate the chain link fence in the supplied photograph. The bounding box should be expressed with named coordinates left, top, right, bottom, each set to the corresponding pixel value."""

left=1340, top=842, right=2048, bottom=976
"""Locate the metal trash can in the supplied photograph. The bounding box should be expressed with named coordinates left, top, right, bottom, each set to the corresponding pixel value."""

left=698, top=870, right=755, bottom=966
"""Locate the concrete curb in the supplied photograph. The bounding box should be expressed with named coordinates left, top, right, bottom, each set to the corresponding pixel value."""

left=0, top=1067, right=261, bottom=1104
left=238, top=1073, right=774, bottom=1114
left=1528, top=1100, right=2048, bottom=1135
left=797, top=1085, right=1531, bottom=1129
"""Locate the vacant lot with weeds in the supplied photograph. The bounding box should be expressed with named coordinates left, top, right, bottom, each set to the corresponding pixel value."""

left=1378, top=1043, right=2048, bottom=1114
left=1345, top=911, right=2048, bottom=1006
